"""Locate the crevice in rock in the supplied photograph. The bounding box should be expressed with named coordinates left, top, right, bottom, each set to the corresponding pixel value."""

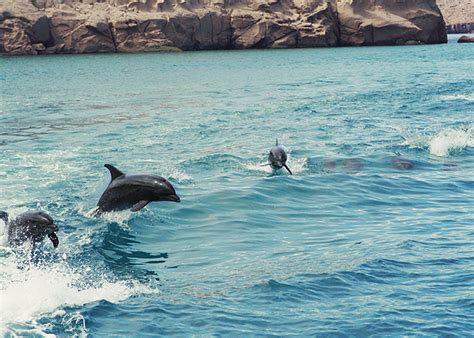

left=109, top=22, right=118, bottom=52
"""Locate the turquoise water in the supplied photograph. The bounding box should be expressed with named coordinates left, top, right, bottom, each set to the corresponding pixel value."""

left=1, top=35, right=473, bottom=336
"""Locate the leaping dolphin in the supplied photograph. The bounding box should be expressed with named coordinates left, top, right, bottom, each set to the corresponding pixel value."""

left=1, top=210, right=59, bottom=248
left=268, top=139, right=292, bottom=175
left=96, top=164, right=180, bottom=214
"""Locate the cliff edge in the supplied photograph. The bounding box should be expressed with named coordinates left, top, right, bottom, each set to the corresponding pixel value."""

left=436, top=0, right=474, bottom=33
left=0, top=0, right=447, bottom=55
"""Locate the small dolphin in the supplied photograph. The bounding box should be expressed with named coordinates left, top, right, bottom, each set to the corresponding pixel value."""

left=96, top=164, right=180, bottom=214
left=268, top=139, right=292, bottom=175
left=1, top=210, right=59, bottom=248
left=391, top=153, right=414, bottom=170
left=343, top=158, right=363, bottom=174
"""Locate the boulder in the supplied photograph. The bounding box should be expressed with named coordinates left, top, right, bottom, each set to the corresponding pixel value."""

left=458, top=35, right=474, bottom=43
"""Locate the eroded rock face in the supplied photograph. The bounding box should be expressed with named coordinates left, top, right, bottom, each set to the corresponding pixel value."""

left=437, top=0, right=474, bottom=34
left=0, top=0, right=447, bottom=55
left=337, top=0, right=447, bottom=46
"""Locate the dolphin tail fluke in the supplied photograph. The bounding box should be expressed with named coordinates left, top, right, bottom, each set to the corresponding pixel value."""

left=284, top=164, right=293, bottom=175
left=0, top=211, right=8, bottom=223
left=104, top=164, right=125, bottom=181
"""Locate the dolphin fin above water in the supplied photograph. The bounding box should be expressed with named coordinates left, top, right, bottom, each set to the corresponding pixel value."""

left=131, top=200, right=150, bottom=212
left=104, top=164, right=125, bottom=181
left=0, top=211, right=8, bottom=223
left=284, top=164, right=293, bottom=175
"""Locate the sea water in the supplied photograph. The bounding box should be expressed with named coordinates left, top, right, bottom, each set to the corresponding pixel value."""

left=0, top=35, right=473, bottom=336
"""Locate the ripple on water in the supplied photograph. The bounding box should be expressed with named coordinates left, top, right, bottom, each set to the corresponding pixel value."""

left=1, top=45, right=473, bottom=335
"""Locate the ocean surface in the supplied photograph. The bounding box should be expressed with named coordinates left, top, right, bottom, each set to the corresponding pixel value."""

left=0, top=34, right=473, bottom=336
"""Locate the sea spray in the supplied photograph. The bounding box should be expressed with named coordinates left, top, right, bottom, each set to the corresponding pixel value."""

left=0, top=246, right=155, bottom=334
left=429, top=127, right=473, bottom=157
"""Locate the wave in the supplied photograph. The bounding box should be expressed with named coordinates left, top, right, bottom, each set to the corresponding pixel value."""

left=0, top=252, right=154, bottom=335
left=437, top=93, right=474, bottom=102
left=0, top=215, right=156, bottom=335
left=429, top=127, right=473, bottom=157
left=134, top=159, right=193, bottom=184
left=244, top=155, right=307, bottom=175
left=402, top=127, right=473, bottom=157
left=80, top=206, right=134, bottom=229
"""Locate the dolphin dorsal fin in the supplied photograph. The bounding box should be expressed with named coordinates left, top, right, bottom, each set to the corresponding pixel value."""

left=104, top=164, right=125, bottom=181
left=0, top=211, right=8, bottom=223
left=276, top=139, right=279, bottom=146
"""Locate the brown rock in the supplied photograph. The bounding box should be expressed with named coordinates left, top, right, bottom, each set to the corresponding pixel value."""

left=338, top=0, right=447, bottom=46
left=1, top=18, right=37, bottom=55
left=114, top=17, right=174, bottom=52
left=437, top=0, right=474, bottom=32
left=194, top=11, right=231, bottom=49
left=32, top=42, right=46, bottom=51
left=30, top=16, right=52, bottom=45
left=50, top=12, right=115, bottom=53
left=0, top=0, right=448, bottom=55
left=404, top=40, right=422, bottom=45
left=458, top=35, right=474, bottom=43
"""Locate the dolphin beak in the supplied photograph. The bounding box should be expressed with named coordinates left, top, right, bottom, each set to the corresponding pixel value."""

left=169, top=194, right=181, bottom=203
left=284, top=164, right=293, bottom=175
left=48, top=232, right=59, bottom=248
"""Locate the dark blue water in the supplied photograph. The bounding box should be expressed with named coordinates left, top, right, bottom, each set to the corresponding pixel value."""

left=1, top=35, right=473, bottom=336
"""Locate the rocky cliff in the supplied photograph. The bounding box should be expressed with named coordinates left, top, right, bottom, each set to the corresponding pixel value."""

left=0, top=0, right=447, bottom=55
left=436, top=0, right=474, bottom=33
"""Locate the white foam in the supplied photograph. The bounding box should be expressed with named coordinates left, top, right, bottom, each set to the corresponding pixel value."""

left=245, top=161, right=274, bottom=174
left=79, top=206, right=133, bottom=230
left=438, top=93, right=474, bottom=102
left=401, top=127, right=473, bottom=157
left=428, top=128, right=473, bottom=157
left=168, top=169, right=193, bottom=184
left=0, top=249, right=155, bottom=334
left=286, top=157, right=307, bottom=174
left=134, top=159, right=194, bottom=183
left=245, top=155, right=307, bottom=175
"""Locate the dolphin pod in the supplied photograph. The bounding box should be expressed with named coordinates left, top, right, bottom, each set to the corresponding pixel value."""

left=2, top=145, right=414, bottom=252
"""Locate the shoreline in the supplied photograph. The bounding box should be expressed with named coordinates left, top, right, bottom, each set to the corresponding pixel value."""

left=1, top=0, right=447, bottom=56
left=3, top=34, right=471, bottom=58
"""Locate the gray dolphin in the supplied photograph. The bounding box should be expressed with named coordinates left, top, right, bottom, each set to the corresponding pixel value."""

left=268, top=139, right=292, bottom=175
left=96, top=164, right=180, bottom=214
left=391, top=153, right=414, bottom=170
left=1, top=210, right=59, bottom=248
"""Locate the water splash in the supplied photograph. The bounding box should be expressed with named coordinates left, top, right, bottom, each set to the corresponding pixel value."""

left=0, top=251, right=155, bottom=335
left=134, top=159, right=193, bottom=184
left=402, top=127, right=473, bottom=157
left=437, top=93, right=474, bottom=102
left=429, top=128, right=473, bottom=157
left=81, top=206, right=133, bottom=229
left=245, top=156, right=307, bottom=175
